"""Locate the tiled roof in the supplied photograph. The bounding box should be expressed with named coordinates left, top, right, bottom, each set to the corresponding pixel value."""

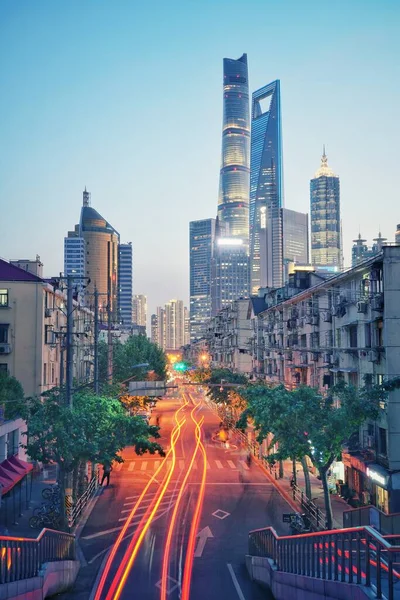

left=0, top=259, right=43, bottom=282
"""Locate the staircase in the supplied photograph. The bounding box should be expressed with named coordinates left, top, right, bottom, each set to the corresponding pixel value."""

left=247, top=525, right=400, bottom=600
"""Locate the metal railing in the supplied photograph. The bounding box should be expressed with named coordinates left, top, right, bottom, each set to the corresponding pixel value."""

left=249, top=525, right=400, bottom=600
left=0, top=528, right=75, bottom=583
left=69, top=472, right=99, bottom=528
left=292, top=482, right=326, bottom=530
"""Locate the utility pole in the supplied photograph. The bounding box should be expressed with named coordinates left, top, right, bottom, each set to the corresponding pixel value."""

left=94, top=288, right=99, bottom=394
left=66, top=275, right=74, bottom=408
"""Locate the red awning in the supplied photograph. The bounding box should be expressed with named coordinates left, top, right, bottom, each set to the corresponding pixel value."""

left=0, top=457, right=33, bottom=496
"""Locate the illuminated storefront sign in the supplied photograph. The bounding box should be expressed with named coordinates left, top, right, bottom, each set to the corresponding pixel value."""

left=366, top=467, right=388, bottom=488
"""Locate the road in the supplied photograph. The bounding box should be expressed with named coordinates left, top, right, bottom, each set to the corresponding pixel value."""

left=64, top=387, right=293, bottom=600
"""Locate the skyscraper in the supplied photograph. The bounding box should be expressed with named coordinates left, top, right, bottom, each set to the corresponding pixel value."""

left=211, top=237, right=250, bottom=315
left=310, top=149, right=341, bottom=272
left=64, top=226, right=85, bottom=300
left=150, top=314, right=158, bottom=345
left=132, top=294, right=147, bottom=331
left=282, top=208, right=309, bottom=267
left=250, top=80, right=283, bottom=293
left=189, top=218, right=216, bottom=341
left=165, top=299, right=185, bottom=350
left=65, top=188, right=119, bottom=316
left=155, top=307, right=166, bottom=349
left=217, top=54, right=250, bottom=239
left=118, top=243, right=133, bottom=328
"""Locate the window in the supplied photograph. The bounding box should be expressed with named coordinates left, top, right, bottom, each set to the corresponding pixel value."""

left=0, top=324, right=9, bottom=343
left=349, top=325, right=358, bottom=348
left=45, top=325, right=56, bottom=345
left=43, top=363, right=47, bottom=385
left=365, top=323, right=371, bottom=348
left=0, top=289, right=8, bottom=307
left=378, top=427, right=387, bottom=456
left=0, top=363, right=7, bottom=373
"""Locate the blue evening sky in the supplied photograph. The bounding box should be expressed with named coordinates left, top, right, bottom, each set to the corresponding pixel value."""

left=1, top=0, right=399, bottom=316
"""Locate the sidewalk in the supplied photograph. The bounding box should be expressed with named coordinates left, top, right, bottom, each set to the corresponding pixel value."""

left=0, top=463, right=58, bottom=538
left=257, top=457, right=349, bottom=530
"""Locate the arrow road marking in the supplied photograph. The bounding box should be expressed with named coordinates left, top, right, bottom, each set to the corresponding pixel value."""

left=194, top=526, right=213, bottom=557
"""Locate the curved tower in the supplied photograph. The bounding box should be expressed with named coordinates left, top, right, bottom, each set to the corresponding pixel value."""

left=217, top=54, right=250, bottom=239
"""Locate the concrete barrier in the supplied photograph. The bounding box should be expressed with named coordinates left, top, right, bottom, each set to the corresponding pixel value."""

left=0, top=560, right=80, bottom=599
left=246, top=555, right=375, bottom=600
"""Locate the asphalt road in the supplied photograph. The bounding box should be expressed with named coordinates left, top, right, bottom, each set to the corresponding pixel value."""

left=61, top=387, right=293, bottom=600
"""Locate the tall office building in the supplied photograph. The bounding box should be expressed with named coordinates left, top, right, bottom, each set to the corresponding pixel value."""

left=155, top=306, right=166, bottom=349
left=282, top=208, right=309, bottom=266
left=184, top=307, right=190, bottom=346
left=132, top=294, right=147, bottom=331
left=249, top=80, right=284, bottom=293
left=217, top=54, right=250, bottom=239
left=64, top=188, right=119, bottom=316
left=310, top=149, right=341, bottom=272
left=212, top=236, right=250, bottom=315
left=165, top=299, right=185, bottom=350
left=118, top=243, right=133, bottom=328
left=189, top=218, right=216, bottom=341
left=64, top=226, right=86, bottom=301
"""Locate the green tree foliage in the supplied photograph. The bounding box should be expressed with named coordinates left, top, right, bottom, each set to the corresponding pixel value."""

left=99, top=335, right=167, bottom=384
left=239, top=381, right=382, bottom=529
left=203, top=369, right=248, bottom=404
left=17, top=389, right=164, bottom=471
left=0, top=370, right=24, bottom=421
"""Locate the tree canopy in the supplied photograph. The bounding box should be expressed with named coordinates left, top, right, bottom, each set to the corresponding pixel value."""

left=203, top=368, right=248, bottom=404
left=0, top=370, right=24, bottom=421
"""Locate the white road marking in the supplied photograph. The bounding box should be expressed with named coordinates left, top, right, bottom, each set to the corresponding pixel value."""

left=128, top=462, right=135, bottom=471
left=154, top=461, right=160, bottom=470
left=179, top=460, right=185, bottom=470
left=121, top=499, right=174, bottom=514
left=115, top=463, right=123, bottom=471
left=194, top=526, right=213, bottom=557
left=240, top=461, right=249, bottom=470
left=227, top=563, right=247, bottom=600
left=212, top=509, right=230, bottom=520
left=227, top=460, right=236, bottom=469
left=215, top=460, right=223, bottom=469
left=141, top=462, right=147, bottom=471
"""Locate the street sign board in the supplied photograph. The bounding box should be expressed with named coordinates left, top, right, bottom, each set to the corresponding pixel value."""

left=128, top=381, right=167, bottom=397
left=283, top=513, right=296, bottom=523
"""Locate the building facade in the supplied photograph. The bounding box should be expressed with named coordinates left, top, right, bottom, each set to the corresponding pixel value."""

left=0, top=259, right=94, bottom=397
left=282, top=208, right=309, bottom=267
left=249, top=80, right=284, bottom=293
left=118, top=243, right=133, bottom=329
left=64, top=226, right=86, bottom=301
left=250, top=246, right=400, bottom=513
left=211, top=238, right=250, bottom=315
left=206, top=298, right=252, bottom=374
left=310, top=150, right=342, bottom=272
left=189, top=219, right=216, bottom=342
left=165, top=299, right=185, bottom=350
left=217, top=54, right=250, bottom=240
left=132, top=294, right=147, bottom=330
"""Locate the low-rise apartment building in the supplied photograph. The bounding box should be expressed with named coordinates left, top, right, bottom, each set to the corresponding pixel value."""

left=0, top=259, right=94, bottom=397
left=207, top=298, right=253, bottom=375
left=252, top=246, right=400, bottom=513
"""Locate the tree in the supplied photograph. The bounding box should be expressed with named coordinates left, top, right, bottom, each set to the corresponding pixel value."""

left=99, top=335, right=167, bottom=385
left=17, top=389, right=164, bottom=529
left=239, top=381, right=383, bottom=530
left=0, top=370, right=24, bottom=421
left=203, top=369, right=248, bottom=405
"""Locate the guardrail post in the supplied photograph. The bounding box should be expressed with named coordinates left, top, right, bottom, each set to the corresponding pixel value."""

left=356, top=532, right=361, bottom=585
left=348, top=532, right=353, bottom=584
left=365, top=532, right=371, bottom=587
left=376, top=545, right=382, bottom=598
left=388, top=552, right=394, bottom=600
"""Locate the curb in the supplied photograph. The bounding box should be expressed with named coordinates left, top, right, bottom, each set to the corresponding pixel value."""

left=254, top=457, right=299, bottom=513
left=73, top=486, right=103, bottom=541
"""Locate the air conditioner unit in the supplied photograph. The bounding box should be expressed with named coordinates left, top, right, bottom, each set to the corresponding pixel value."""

left=0, top=344, right=11, bottom=354
left=368, top=350, right=379, bottom=362
left=323, top=312, right=332, bottom=323
left=311, top=353, right=319, bottom=362
left=331, top=354, right=339, bottom=366
left=371, top=295, right=384, bottom=311
left=286, top=352, right=293, bottom=362
left=305, top=315, right=312, bottom=325
left=311, top=315, right=319, bottom=325
left=44, top=308, right=52, bottom=318
left=357, top=301, right=368, bottom=314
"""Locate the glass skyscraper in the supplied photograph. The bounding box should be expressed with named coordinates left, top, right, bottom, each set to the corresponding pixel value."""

left=310, top=149, right=341, bottom=271
left=189, top=218, right=216, bottom=341
left=249, top=80, right=283, bottom=293
left=217, top=54, right=250, bottom=239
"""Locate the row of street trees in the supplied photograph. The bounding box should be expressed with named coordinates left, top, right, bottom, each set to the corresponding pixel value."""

left=199, top=367, right=395, bottom=530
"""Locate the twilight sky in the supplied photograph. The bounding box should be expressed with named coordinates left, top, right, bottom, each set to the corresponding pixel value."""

left=1, top=0, right=399, bottom=318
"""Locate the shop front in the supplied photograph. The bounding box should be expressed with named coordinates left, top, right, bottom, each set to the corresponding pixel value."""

left=366, top=465, right=390, bottom=514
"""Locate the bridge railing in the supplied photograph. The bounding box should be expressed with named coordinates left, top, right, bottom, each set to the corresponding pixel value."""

left=0, top=528, right=75, bottom=584
left=249, top=525, right=400, bottom=600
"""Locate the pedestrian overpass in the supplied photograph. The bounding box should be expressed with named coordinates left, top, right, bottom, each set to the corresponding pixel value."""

left=247, top=524, right=400, bottom=599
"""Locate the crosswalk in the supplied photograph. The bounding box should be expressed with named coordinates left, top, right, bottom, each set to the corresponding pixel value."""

left=114, top=458, right=249, bottom=473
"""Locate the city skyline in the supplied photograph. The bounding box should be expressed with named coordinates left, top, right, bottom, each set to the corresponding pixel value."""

left=1, top=1, right=399, bottom=318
